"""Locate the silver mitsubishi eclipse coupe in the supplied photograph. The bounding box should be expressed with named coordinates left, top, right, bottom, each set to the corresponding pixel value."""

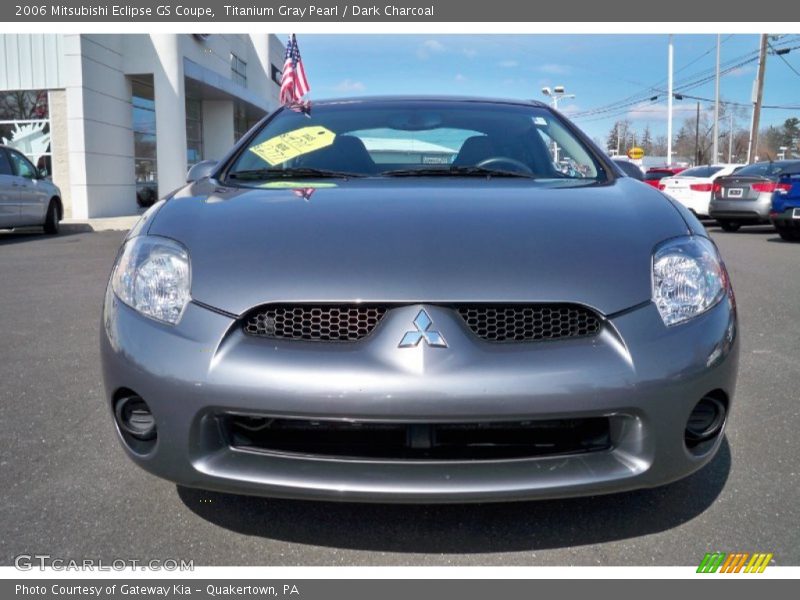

left=101, top=97, right=738, bottom=503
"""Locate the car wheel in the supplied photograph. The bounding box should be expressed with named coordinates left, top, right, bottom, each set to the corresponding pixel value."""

left=43, top=199, right=60, bottom=235
left=778, top=227, right=800, bottom=242
left=719, top=221, right=741, bottom=232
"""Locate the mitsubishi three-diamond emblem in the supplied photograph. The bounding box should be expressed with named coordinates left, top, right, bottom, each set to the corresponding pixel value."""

left=398, top=309, right=447, bottom=348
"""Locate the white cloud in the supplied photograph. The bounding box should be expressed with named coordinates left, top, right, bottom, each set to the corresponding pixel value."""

left=462, top=48, right=478, bottom=59
left=499, top=60, right=519, bottom=68
left=333, top=79, right=366, bottom=93
left=417, top=39, right=446, bottom=60
left=626, top=100, right=707, bottom=121
left=454, top=73, right=467, bottom=83
left=728, top=65, right=755, bottom=77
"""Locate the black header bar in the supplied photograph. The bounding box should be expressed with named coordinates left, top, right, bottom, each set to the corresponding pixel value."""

left=3, top=0, right=796, bottom=22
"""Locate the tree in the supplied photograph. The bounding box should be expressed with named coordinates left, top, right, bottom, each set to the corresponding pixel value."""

left=718, top=103, right=750, bottom=162
left=673, top=118, right=699, bottom=163
left=781, top=117, right=800, bottom=154
left=606, top=120, right=633, bottom=155
left=651, top=135, right=668, bottom=157
left=758, top=125, right=784, bottom=161
left=641, top=126, right=653, bottom=155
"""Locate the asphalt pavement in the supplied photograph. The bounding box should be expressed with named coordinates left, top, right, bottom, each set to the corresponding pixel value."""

left=0, top=224, right=797, bottom=566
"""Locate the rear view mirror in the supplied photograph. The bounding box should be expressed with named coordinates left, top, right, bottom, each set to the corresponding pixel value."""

left=186, top=160, right=218, bottom=183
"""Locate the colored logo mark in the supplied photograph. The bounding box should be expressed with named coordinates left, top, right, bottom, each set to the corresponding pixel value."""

left=697, top=552, right=773, bottom=573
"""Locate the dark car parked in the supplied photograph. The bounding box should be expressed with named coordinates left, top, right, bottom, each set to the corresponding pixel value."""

left=613, top=159, right=644, bottom=180
left=770, top=173, right=800, bottom=241
left=710, top=160, right=800, bottom=231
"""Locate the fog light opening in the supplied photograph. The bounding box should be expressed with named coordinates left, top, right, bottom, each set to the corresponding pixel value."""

left=685, top=395, right=726, bottom=450
left=115, top=395, right=157, bottom=441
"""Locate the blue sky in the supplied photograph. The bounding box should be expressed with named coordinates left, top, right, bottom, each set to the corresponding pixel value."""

left=289, top=34, right=800, bottom=145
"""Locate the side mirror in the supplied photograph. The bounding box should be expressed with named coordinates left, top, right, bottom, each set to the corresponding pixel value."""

left=186, top=160, right=218, bottom=183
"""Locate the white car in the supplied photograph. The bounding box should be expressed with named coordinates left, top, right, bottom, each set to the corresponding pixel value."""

left=659, top=164, right=744, bottom=217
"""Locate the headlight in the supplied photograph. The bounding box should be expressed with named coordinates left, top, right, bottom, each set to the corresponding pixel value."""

left=111, top=236, right=191, bottom=325
left=652, top=236, right=728, bottom=327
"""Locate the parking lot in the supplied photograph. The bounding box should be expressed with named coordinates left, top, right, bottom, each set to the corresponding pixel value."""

left=0, top=224, right=797, bottom=566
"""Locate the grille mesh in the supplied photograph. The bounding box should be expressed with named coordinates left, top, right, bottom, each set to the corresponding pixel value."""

left=456, top=304, right=600, bottom=342
left=243, top=304, right=601, bottom=342
left=244, top=305, right=387, bottom=341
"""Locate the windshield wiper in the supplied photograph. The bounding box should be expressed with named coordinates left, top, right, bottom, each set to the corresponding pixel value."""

left=381, top=166, right=538, bottom=179
left=227, top=167, right=366, bottom=181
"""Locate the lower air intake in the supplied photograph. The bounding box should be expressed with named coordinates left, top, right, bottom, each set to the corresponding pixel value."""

left=223, top=415, right=611, bottom=460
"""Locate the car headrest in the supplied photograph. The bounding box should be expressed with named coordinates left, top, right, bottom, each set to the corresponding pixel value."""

left=453, top=135, right=497, bottom=166
left=300, top=135, right=377, bottom=174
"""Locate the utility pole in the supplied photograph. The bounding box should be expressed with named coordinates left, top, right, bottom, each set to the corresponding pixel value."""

left=747, top=34, right=768, bottom=163
left=713, top=34, right=721, bottom=164
left=667, top=34, right=674, bottom=166
left=541, top=86, right=575, bottom=163
left=694, top=101, right=701, bottom=164
left=728, top=110, right=734, bottom=162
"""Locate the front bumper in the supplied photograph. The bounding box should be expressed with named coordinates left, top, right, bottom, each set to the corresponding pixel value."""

left=100, top=290, right=738, bottom=503
left=709, top=193, right=772, bottom=222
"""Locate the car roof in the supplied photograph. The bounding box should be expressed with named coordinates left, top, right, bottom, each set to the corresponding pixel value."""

left=676, top=164, right=743, bottom=171
left=751, top=159, right=800, bottom=166
left=295, top=95, right=551, bottom=109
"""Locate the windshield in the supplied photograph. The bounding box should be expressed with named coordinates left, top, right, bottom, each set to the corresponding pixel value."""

left=678, top=166, right=723, bottom=178
left=225, top=100, right=606, bottom=186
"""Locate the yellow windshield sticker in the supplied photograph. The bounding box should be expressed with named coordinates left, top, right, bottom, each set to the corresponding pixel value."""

left=249, top=126, right=336, bottom=165
left=259, top=181, right=338, bottom=189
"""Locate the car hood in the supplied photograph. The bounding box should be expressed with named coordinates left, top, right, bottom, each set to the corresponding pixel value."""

left=148, top=178, right=690, bottom=316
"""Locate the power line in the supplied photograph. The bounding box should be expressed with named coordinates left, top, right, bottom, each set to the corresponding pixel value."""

left=571, top=38, right=755, bottom=118
left=768, top=41, right=800, bottom=79
left=571, top=38, right=800, bottom=122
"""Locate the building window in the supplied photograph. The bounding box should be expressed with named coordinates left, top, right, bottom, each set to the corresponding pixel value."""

left=231, top=53, right=247, bottom=87
left=131, top=77, right=158, bottom=207
left=234, top=102, right=250, bottom=142
left=185, top=97, right=203, bottom=167
left=0, top=90, right=51, bottom=176
left=270, top=64, right=282, bottom=86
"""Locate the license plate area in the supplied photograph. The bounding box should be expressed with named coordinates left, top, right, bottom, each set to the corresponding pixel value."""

left=727, top=188, right=744, bottom=198
left=793, top=208, right=800, bottom=219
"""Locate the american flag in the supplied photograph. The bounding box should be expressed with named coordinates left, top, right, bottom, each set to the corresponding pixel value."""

left=279, top=34, right=310, bottom=105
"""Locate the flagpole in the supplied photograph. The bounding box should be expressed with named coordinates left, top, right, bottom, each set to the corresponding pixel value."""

left=667, top=34, right=674, bottom=167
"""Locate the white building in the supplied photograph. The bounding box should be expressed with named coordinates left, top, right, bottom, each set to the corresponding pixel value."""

left=0, top=34, right=285, bottom=218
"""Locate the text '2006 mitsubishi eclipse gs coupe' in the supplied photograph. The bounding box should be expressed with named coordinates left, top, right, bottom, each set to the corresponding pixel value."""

left=101, top=97, right=738, bottom=503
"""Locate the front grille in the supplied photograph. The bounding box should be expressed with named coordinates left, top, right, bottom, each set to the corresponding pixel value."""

left=244, top=305, right=387, bottom=341
left=223, top=415, right=611, bottom=460
left=243, top=303, right=601, bottom=343
left=457, top=304, right=600, bottom=342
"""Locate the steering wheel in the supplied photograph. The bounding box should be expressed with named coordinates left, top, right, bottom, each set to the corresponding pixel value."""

left=476, top=156, right=534, bottom=175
